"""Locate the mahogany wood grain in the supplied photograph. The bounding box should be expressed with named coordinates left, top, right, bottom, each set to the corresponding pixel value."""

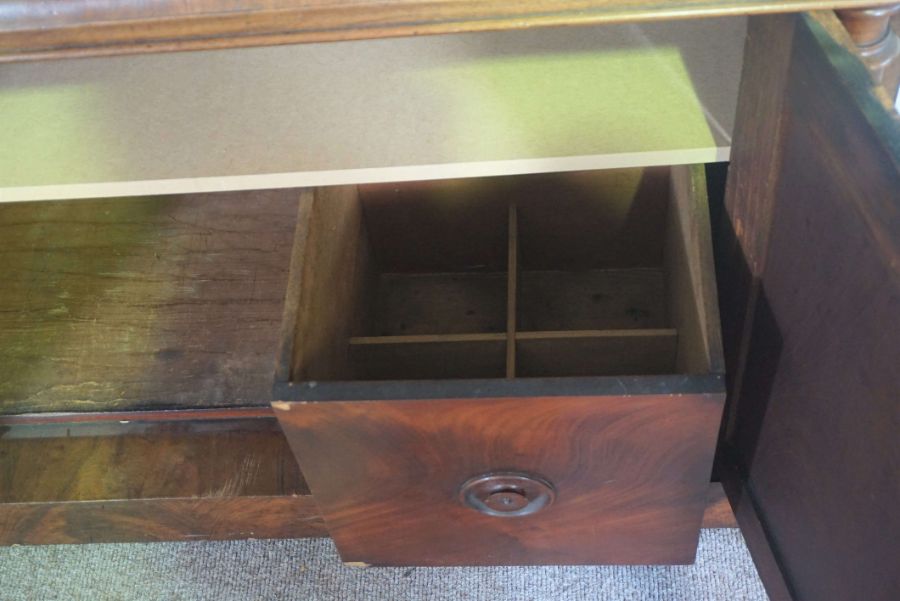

left=720, top=11, right=900, bottom=601
left=0, top=1, right=895, bottom=62
left=0, top=415, right=732, bottom=545
left=0, top=191, right=298, bottom=416
left=1, top=496, right=326, bottom=545
left=1, top=421, right=306, bottom=504
left=0, top=418, right=327, bottom=544
left=274, top=393, right=725, bottom=566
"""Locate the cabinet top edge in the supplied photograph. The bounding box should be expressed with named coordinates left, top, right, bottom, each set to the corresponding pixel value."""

left=0, top=0, right=893, bottom=63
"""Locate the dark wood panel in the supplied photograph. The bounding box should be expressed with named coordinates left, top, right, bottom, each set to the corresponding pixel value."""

left=0, top=420, right=307, bottom=503
left=275, top=393, right=724, bottom=566
left=0, top=418, right=326, bottom=544
left=721, top=12, right=900, bottom=601
left=358, top=180, right=509, bottom=274
left=719, top=463, right=793, bottom=601
left=716, top=13, right=798, bottom=443
left=0, top=1, right=892, bottom=62
left=0, top=496, right=327, bottom=545
left=0, top=191, right=298, bottom=415
left=701, top=482, right=737, bottom=529
left=0, top=414, right=731, bottom=545
left=514, top=169, right=669, bottom=272
left=372, top=273, right=507, bottom=335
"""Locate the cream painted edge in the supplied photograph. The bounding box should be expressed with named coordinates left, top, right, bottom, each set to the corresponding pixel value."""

left=0, top=147, right=730, bottom=203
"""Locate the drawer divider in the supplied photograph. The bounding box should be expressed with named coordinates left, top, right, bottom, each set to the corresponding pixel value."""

left=506, top=201, right=519, bottom=379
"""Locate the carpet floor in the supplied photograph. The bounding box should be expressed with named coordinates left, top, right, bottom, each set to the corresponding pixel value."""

left=0, top=529, right=768, bottom=601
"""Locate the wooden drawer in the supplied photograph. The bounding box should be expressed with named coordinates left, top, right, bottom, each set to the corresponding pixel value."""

left=273, top=164, right=725, bottom=566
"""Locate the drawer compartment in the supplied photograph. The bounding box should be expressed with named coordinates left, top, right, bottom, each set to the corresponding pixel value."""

left=273, top=165, right=725, bottom=566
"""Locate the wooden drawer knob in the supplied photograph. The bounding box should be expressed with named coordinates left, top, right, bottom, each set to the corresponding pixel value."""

left=458, top=472, right=555, bottom=517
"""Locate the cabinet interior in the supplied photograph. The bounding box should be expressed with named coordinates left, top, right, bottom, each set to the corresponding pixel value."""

left=285, top=165, right=717, bottom=382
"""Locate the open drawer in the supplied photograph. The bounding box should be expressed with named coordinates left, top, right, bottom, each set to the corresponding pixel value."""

left=272, top=164, right=725, bottom=566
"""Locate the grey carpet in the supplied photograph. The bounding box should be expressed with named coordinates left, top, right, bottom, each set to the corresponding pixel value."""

left=0, top=529, right=768, bottom=601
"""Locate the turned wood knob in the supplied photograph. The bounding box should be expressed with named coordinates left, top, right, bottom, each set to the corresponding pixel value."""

left=836, top=4, right=900, bottom=103
left=836, top=5, right=900, bottom=46
left=459, top=472, right=555, bottom=517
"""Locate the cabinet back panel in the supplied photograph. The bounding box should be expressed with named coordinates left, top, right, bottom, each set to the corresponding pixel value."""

left=517, top=168, right=670, bottom=271
left=358, top=181, right=509, bottom=273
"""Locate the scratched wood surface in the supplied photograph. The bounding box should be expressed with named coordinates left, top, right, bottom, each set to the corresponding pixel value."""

left=0, top=191, right=299, bottom=415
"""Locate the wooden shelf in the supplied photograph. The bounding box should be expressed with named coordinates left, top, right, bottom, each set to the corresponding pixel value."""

left=0, top=18, right=745, bottom=202
left=0, top=1, right=889, bottom=63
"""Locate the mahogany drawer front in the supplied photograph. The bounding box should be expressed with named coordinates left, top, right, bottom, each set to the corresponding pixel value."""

left=274, top=391, right=723, bottom=566
left=273, top=163, right=725, bottom=565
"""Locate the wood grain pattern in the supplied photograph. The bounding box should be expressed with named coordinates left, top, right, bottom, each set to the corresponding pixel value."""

left=0, top=0, right=890, bottom=62
left=0, top=413, right=732, bottom=545
left=285, top=186, right=371, bottom=382
left=0, top=496, right=326, bottom=545
left=717, top=13, right=798, bottom=442
left=0, top=191, right=298, bottom=415
left=274, top=393, right=725, bottom=566
left=665, top=164, right=724, bottom=374
left=1, top=421, right=307, bottom=503
left=720, top=12, right=900, bottom=601
left=0, top=418, right=328, bottom=544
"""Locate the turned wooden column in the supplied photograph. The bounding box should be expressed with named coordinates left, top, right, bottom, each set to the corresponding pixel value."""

left=836, top=4, right=900, bottom=105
